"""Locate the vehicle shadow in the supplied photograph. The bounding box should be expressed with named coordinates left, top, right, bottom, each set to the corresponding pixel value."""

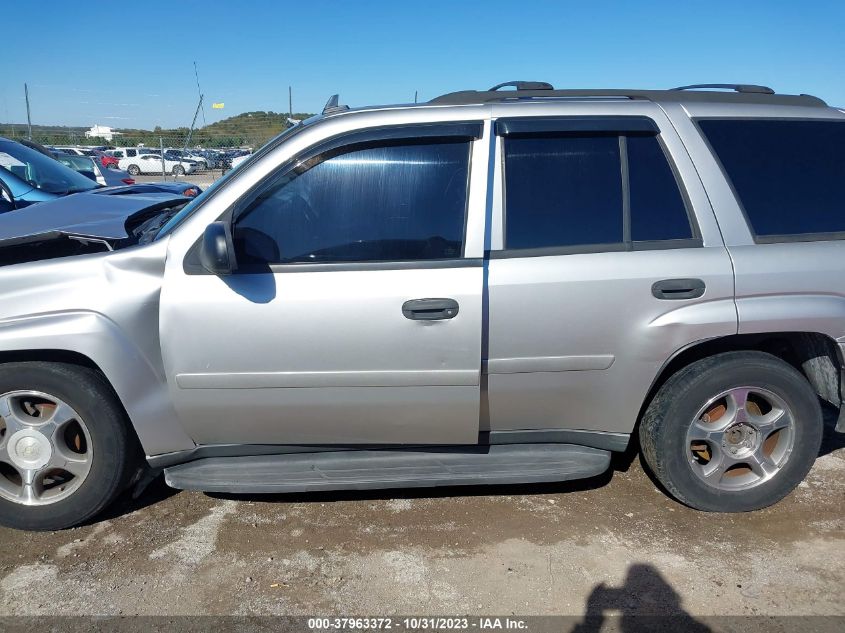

left=819, top=404, right=845, bottom=457
left=221, top=264, right=277, bottom=303
left=571, top=563, right=711, bottom=633
left=88, top=474, right=181, bottom=525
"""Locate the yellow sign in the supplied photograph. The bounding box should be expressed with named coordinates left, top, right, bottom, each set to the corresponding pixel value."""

left=212, top=102, right=225, bottom=109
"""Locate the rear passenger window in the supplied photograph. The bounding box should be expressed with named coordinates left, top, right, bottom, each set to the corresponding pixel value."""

left=699, top=119, right=845, bottom=239
left=504, top=136, right=623, bottom=249
left=503, top=131, right=693, bottom=251
left=234, top=140, right=470, bottom=265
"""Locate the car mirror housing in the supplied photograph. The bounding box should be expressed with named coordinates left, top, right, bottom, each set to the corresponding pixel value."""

left=199, top=221, right=237, bottom=275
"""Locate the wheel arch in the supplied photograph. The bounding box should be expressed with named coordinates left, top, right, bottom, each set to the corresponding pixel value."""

left=0, top=312, right=195, bottom=456
left=640, top=331, right=844, bottom=424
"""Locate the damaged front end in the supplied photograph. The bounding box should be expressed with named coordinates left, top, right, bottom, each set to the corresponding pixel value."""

left=0, top=190, right=190, bottom=267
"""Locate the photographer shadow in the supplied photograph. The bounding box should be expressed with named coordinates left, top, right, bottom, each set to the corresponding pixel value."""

left=572, top=563, right=711, bottom=633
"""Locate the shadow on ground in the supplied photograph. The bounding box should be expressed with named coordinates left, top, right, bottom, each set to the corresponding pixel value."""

left=571, top=563, right=712, bottom=632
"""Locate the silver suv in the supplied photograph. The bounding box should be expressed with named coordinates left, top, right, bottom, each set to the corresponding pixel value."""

left=1, top=82, right=843, bottom=530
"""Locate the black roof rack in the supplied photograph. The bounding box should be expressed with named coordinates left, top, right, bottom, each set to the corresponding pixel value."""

left=428, top=81, right=826, bottom=108
left=488, top=81, right=554, bottom=91
left=671, top=83, right=775, bottom=94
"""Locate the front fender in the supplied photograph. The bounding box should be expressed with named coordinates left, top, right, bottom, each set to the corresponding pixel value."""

left=0, top=311, right=194, bottom=456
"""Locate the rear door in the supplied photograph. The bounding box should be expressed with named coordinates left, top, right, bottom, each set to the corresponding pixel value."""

left=159, top=121, right=489, bottom=446
left=483, top=102, right=737, bottom=440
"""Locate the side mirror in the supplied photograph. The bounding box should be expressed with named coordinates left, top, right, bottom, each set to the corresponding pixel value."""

left=199, top=221, right=237, bottom=275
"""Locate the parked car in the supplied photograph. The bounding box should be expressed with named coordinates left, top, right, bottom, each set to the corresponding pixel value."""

left=108, top=147, right=159, bottom=160
left=51, top=146, right=97, bottom=157
left=94, top=150, right=120, bottom=170
left=194, top=149, right=220, bottom=168
left=54, top=153, right=135, bottom=187
left=0, top=82, right=843, bottom=531
left=0, top=137, right=101, bottom=206
left=119, top=154, right=196, bottom=176
left=0, top=139, right=200, bottom=211
left=229, top=154, right=249, bottom=169
left=55, top=153, right=202, bottom=196
left=164, top=149, right=208, bottom=170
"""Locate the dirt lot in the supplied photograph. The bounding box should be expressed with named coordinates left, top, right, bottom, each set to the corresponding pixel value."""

left=0, top=422, right=842, bottom=625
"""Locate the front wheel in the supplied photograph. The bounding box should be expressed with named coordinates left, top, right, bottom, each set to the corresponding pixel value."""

left=172, top=165, right=185, bottom=176
left=126, top=164, right=140, bottom=176
left=640, top=351, right=823, bottom=512
left=0, top=363, right=140, bottom=530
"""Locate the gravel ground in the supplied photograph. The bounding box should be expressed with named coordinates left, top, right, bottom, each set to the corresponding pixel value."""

left=0, top=421, right=842, bottom=624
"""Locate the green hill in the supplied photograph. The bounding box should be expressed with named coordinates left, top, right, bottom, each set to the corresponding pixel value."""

left=0, top=110, right=316, bottom=150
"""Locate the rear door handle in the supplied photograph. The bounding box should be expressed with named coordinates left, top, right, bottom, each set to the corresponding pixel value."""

left=402, top=298, right=460, bottom=320
left=651, top=278, right=706, bottom=300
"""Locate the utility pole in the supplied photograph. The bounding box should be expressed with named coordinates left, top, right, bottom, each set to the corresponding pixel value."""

left=193, top=61, right=206, bottom=127
left=24, top=83, right=32, bottom=139
left=183, top=94, right=203, bottom=159
left=414, top=90, right=418, bottom=104
left=288, top=86, right=293, bottom=122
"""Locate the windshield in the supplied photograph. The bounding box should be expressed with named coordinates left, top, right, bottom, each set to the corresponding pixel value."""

left=0, top=139, right=99, bottom=195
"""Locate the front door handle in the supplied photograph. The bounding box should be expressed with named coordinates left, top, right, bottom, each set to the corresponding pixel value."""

left=402, top=298, right=460, bottom=320
left=652, top=278, right=706, bottom=300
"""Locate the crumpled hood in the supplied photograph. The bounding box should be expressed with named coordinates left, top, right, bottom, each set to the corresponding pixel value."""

left=0, top=189, right=188, bottom=247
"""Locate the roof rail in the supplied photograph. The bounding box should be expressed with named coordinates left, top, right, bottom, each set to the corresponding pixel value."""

left=671, top=83, right=775, bottom=94
left=428, top=84, right=826, bottom=107
left=489, top=81, right=554, bottom=91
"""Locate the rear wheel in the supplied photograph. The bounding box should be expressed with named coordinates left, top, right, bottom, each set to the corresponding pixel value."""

left=126, top=164, right=140, bottom=176
left=640, top=351, right=823, bottom=512
left=0, top=363, right=140, bottom=530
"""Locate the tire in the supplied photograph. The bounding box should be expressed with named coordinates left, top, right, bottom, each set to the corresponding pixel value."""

left=172, top=165, right=185, bottom=176
left=126, top=164, right=140, bottom=176
left=639, top=351, right=822, bottom=512
left=0, top=362, right=141, bottom=531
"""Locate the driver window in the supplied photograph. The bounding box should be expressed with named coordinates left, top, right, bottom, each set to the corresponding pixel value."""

left=233, top=139, right=471, bottom=265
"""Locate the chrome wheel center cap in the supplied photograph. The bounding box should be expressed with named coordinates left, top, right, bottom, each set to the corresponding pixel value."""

left=7, top=430, right=52, bottom=470
left=723, top=423, right=758, bottom=457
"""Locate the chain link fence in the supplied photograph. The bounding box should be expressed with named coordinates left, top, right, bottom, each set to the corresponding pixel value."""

left=1, top=111, right=313, bottom=190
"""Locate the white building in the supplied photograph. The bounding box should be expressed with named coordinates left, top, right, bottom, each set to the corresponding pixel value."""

left=84, top=124, right=120, bottom=142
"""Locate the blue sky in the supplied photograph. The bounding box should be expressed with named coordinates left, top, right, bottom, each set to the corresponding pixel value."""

left=2, top=0, right=843, bottom=129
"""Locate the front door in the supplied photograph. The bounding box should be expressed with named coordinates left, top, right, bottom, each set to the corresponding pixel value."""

left=159, top=123, right=488, bottom=446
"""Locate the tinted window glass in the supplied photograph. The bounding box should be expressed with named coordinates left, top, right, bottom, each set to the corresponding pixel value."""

left=504, top=135, right=622, bottom=249
left=234, top=140, right=469, bottom=264
left=699, top=119, right=845, bottom=237
left=628, top=135, right=692, bottom=241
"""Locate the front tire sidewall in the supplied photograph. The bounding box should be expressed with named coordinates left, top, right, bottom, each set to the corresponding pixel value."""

left=653, top=356, right=822, bottom=512
left=0, top=364, right=135, bottom=531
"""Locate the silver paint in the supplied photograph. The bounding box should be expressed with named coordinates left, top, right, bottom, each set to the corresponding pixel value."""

left=0, top=96, right=841, bottom=460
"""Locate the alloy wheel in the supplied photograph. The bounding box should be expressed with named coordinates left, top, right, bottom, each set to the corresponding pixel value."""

left=0, top=390, right=93, bottom=506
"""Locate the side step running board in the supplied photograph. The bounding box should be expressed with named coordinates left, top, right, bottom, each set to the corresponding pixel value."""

left=164, top=444, right=611, bottom=494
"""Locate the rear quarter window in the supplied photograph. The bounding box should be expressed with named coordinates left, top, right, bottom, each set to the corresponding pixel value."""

left=698, top=119, right=845, bottom=240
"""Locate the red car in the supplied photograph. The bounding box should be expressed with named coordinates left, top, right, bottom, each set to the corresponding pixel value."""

left=95, top=151, right=119, bottom=169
